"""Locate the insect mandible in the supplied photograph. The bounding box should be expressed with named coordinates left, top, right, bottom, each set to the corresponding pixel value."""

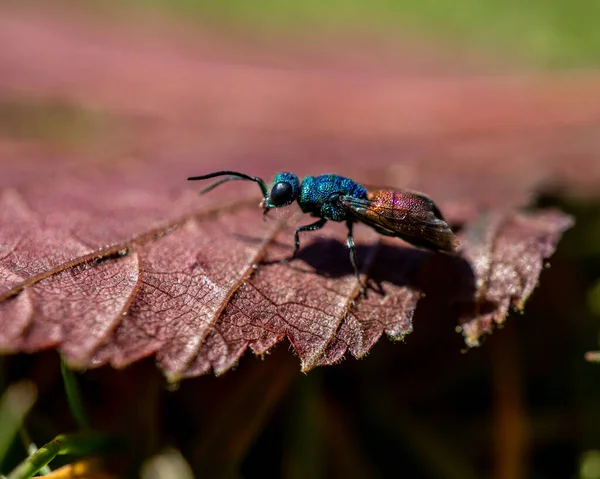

left=188, top=171, right=459, bottom=294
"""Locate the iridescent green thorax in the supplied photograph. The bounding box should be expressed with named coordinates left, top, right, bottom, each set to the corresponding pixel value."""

left=299, top=174, right=367, bottom=222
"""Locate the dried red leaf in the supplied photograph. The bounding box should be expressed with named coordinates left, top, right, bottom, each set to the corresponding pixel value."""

left=457, top=210, right=574, bottom=346
left=0, top=158, right=573, bottom=379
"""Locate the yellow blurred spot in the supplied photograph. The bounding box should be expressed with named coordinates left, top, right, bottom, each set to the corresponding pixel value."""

left=585, top=351, right=600, bottom=363
left=141, top=449, right=195, bottom=479
left=581, top=450, right=600, bottom=479
left=34, top=459, right=112, bottom=479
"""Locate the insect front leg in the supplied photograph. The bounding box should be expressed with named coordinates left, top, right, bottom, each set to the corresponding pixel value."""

left=290, top=218, right=327, bottom=260
left=346, top=220, right=366, bottom=295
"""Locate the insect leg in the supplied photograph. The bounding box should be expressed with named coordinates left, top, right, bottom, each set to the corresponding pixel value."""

left=346, top=220, right=366, bottom=295
left=291, top=218, right=327, bottom=259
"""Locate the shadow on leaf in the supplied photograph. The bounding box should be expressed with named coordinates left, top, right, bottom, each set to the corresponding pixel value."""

left=285, top=238, right=477, bottom=302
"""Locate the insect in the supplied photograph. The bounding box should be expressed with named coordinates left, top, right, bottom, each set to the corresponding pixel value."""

left=188, top=171, right=459, bottom=294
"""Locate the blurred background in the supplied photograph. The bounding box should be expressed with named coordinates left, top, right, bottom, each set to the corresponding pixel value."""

left=1, top=1, right=600, bottom=478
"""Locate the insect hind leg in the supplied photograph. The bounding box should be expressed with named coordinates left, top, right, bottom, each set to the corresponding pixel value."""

left=346, top=221, right=367, bottom=295
left=290, top=218, right=327, bottom=260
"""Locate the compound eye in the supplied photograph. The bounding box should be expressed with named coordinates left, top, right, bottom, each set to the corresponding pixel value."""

left=270, top=181, right=293, bottom=207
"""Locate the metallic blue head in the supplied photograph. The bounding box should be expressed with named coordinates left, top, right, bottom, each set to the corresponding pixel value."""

left=265, top=172, right=300, bottom=210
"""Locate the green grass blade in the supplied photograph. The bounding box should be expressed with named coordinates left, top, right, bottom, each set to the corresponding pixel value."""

left=0, top=381, right=37, bottom=464
left=6, top=438, right=61, bottom=479
left=7, top=432, right=122, bottom=479
left=19, top=429, right=52, bottom=476
left=60, top=357, right=90, bottom=429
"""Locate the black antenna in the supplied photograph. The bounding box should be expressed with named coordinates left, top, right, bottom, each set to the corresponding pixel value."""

left=188, top=171, right=269, bottom=199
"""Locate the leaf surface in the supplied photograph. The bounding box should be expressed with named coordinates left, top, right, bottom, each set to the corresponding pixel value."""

left=0, top=160, right=574, bottom=378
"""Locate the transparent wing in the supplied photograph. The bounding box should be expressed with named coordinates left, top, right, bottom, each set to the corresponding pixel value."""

left=339, top=190, right=459, bottom=252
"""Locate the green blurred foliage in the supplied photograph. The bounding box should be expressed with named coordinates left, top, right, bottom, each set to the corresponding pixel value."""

left=120, top=0, right=600, bottom=67
left=0, top=99, right=120, bottom=148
